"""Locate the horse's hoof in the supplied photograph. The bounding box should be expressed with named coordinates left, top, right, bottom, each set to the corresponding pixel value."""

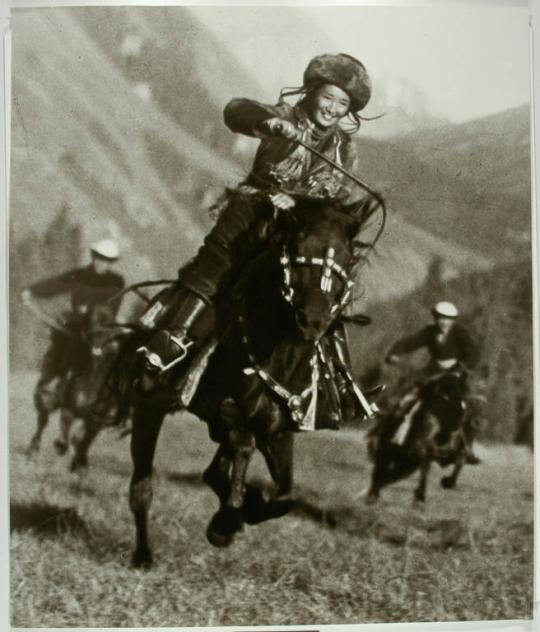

left=206, top=525, right=236, bottom=548
left=69, top=456, right=88, bottom=472
left=25, top=443, right=39, bottom=458
left=440, top=476, right=456, bottom=489
left=206, top=507, right=243, bottom=547
left=53, top=439, right=68, bottom=456
left=364, top=490, right=379, bottom=505
left=413, top=487, right=426, bottom=503
left=412, top=495, right=426, bottom=510
left=131, top=548, right=153, bottom=569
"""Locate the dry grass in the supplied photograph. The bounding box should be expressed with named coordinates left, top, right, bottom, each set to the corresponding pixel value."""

left=9, top=373, right=533, bottom=627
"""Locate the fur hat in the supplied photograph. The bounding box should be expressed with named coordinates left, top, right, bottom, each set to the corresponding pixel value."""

left=303, top=53, right=372, bottom=112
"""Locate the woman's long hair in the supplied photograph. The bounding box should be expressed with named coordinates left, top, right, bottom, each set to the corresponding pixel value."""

left=278, top=84, right=383, bottom=135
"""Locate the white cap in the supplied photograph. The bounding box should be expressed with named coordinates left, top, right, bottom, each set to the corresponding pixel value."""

left=90, top=239, right=120, bottom=261
left=432, top=301, right=459, bottom=318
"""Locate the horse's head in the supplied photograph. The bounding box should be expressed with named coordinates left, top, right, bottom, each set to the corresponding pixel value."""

left=70, top=303, right=119, bottom=371
left=278, top=196, right=370, bottom=340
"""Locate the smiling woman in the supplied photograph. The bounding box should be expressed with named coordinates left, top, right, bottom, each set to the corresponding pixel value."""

left=308, top=84, right=351, bottom=129
left=133, top=52, right=379, bottom=429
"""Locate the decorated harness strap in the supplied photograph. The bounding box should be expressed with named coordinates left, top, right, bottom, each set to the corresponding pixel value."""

left=280, top=246, right=355, bottom=312
left=238, top=312, right=319, bottom=430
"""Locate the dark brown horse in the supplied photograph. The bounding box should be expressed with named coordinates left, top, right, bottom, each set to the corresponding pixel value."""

left=26, top=303, right=124, bottom=471
left=110, top=195, right=383, bottom=568
left=365, top=369, right=482, bottom=505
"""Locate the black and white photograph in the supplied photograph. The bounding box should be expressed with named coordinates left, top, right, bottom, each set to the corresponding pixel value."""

left=5, top=1, right=536, bottom=628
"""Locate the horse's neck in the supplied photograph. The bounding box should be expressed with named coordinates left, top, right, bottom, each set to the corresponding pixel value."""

left=242, top=260, right=292, bottom=350
left=240, top=270, right=315, bottom=388
left=422, top=391, right=464, bottom=432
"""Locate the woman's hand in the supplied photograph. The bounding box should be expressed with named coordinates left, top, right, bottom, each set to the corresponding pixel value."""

left=269, top=193, right=296, bottom=211
left=264, top=118, right=300, bottom=141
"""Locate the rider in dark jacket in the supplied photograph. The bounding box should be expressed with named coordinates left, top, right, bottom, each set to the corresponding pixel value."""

left=21, top=239, right=125, bottom=398
left=138, top=53, right=376, bottom=427
left=386, top=303, right=479, bottom=373
left=386, top=301, right=481, bottom=463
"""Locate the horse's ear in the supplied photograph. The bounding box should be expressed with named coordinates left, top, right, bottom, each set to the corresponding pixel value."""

left=344, top=195, right=380, bottom=224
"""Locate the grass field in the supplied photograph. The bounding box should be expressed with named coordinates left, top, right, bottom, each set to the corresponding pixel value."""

left=9, top=372, right=534, bottom=627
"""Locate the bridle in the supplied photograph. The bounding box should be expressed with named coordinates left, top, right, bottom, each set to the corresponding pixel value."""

left=280, top=244, right=355, bottom=316
left=238, top=307, right=321, bottom=430
left=237, top=237, right=373, bottom=429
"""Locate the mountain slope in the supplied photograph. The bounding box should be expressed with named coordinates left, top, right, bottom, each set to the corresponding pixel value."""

left=11, top=8, right=248, bottom=280
left=354, top=104, right=531, bottom=259
left=9, top=7, right=531, bottom=373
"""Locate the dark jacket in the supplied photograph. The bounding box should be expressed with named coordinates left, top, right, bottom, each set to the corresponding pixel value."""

left=224, top=99, right=360, bottom=202
left=388, top=323, right=480, bottom=370
left=29, top=265, right=125, bottom=316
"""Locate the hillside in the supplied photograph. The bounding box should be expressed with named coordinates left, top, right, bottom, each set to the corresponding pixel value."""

left=75, top=6, right=265, bottom=164
left=356, top=104, right=531, bottom=258
left=9, top=7, right=532, bottom=378
left=10, top=8, right=247, bottom=273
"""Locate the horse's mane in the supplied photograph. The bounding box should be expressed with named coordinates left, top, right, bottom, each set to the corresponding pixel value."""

left=289, top=196, right=362, bottom=229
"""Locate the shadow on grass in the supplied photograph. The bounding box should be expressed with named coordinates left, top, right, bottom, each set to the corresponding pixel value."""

left=163, top=471, right=429, bottom=546
left=11, top=501, right=88, bottom=536
left=162, top=470, right=521, bottom=553
left=10, top=500, right=132, bottom=565
left=165, top=471, right=204, bottom=486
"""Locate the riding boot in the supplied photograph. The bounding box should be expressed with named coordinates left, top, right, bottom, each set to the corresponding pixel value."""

left=137, top=289, right=214, bottom=373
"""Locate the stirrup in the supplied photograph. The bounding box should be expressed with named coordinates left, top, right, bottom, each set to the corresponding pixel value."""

left=137, top=333, right=194, bottom=374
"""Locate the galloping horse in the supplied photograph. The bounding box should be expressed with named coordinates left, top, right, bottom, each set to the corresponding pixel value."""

left=365, top=369, right=482, bottom=505
left=109, top=194, right=383, bottom=568
left=26, top=303, right=122, bottom=471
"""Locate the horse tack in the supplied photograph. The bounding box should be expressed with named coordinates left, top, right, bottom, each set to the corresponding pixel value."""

left=280, top=245, right=355, bottom=312
left=316, top=341, right=376, bottom=419
left=238, top=312, right=319, bottom=430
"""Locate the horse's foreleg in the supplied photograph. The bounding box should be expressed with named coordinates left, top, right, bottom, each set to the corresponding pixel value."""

left=414, top=459, right=431, bottom=504
left=366, top=442, right=419, bottom=504
left=228, top=428, right=255, bottom=509
left=244, top=432, right=296, bottom=524
left=441, top=451, right=465, bottom=489
left=26, top=407, right=50, bottom=457
left=206, top=428, right=254, bottom=547
left=202, top=442, right=233, bottom=502
left=261, top=431, right=294, bottom=499
left=54, top=408, right=74, bottom=456
left=365, top=456, right=386, bottom=505
left=129, top=401, right=166, bottom=568
left=69, top=414, right=102, bottom=472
